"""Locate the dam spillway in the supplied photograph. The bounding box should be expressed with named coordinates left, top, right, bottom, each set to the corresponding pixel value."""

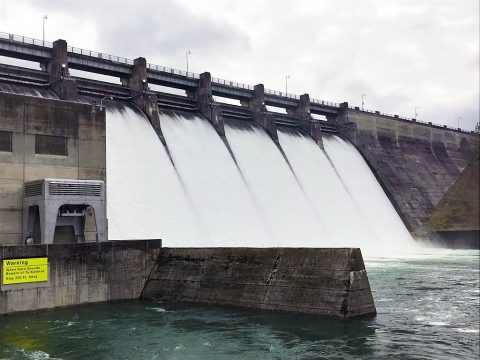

left=106, top=104, right=415, bottom=253
left=1, top=31, right=478, bottom=247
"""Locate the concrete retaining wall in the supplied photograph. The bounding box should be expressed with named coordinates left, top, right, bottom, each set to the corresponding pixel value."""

left=0, top=240, right=161, bottom=315
left=142, top=247, right=376, bottom=319
left=338, top=109, right=479, bottom=232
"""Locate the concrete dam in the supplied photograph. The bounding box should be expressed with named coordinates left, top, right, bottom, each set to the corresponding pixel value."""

left=0, top=32, right=478, bottom=317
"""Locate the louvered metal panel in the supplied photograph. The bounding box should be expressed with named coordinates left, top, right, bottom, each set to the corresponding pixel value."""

left=25, top=181, right=43, bottom=197
left=48, top=182, right=102, bottom=197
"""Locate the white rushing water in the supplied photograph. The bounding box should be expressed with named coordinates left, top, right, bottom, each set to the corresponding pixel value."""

left=322, top=135, right=416, bottom=251
left=278, top=130, right=416, bottom=253
left=224, top=121, right=325, bottom=246
left=158, top=112, right=271, bottom=246
left=277, top=129, right=373, bottom=246
left=107, top=106, right=417, bottom=253
left=106, top=106, right=201, bottom=242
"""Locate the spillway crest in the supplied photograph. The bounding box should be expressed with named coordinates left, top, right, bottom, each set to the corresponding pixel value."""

left=106, top=105, right=415, bottom=253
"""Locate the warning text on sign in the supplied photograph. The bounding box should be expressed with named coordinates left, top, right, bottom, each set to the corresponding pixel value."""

left=2, top=258, right=48, bottom=285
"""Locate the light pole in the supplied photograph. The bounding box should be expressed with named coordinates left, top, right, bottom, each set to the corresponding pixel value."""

left=42, top=15, right=48, bottom=45
left=414, top=106, right=419, bottom=119
left=285, top=75, right=290, bottom=95
left=457, top=116, right=461, bottom=129
left=186, top=50, right=191, bottom=75
left=361, top=93, right=366, bottom=110
left=100, top=95, right=113, bottom=109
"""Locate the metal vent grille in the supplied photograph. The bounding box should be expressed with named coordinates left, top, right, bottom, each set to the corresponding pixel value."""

left=25, top=181, right=43, bottom=197
left=48, top=182, right=102, bottom=197
left=0, top=130, right=12, bottom=152
left=35, top=134, right=67, bottom=156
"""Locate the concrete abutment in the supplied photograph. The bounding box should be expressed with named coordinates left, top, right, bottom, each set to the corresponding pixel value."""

left=334, top=107, right=479, bottom=233
left=291, top=94, right=324, bottom=147
left=187, top=72, right=225, bottom=136
left=45, top=39, right=78, bottom=100
left=242, top=84, right=279, bottom=141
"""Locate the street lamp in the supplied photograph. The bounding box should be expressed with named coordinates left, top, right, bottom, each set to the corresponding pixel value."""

left=285, top=75, right=290, bottom=95
left=42, top=15, right=48, bottom=45
left=414, top=106, right=419, bottom=119
left=186, top=50, right=191, bottom=75
left=361, top=94, right=366, bottom=110
left=100, top=96, right=113, bottom=109
left=457, top=116, right=461, bottom=129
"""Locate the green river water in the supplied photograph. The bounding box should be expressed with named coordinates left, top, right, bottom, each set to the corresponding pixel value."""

left=0, top=249, right=478, bottom=359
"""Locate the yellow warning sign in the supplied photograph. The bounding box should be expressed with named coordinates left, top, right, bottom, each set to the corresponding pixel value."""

left=2, top=258, right=48, bottom=285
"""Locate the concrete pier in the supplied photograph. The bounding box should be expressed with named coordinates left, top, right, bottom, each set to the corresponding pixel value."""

left=122, top=57, right=162, bottom=130
left=288, top=93, right=323, bottom=146
left=187, top=72, right=225, bottom=136
left=242, top=84, right=278, bottom=141
left=142, top=247, right=376, bottom=318
left=46, top=40, right=78, bottom=100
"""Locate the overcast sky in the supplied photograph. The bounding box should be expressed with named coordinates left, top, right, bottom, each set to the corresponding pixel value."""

left=0, top=0, right=478, bottom=129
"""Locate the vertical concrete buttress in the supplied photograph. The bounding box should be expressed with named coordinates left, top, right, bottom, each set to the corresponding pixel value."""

left=128, top=57, right=161, bottom=131
left=188, top=72, right=225, bottom=136
left=47, top=39, right=78, bottom=100
left=336, top=102, right=356, bottom=144
left=129, top=57, right=148, bottom=91
left=288, top=94, right=323, bottom=147
left=243, top=84, right=278, bottom=141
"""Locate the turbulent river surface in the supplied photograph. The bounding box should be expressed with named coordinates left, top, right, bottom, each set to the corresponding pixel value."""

left=0, top=249, right=478, bottom=360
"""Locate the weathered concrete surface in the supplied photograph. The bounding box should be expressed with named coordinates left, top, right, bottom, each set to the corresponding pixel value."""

left=427, top=154, right=479, bottom=248
left=142, top=248, right=376, bottom=319
left=187, top=72, right=225, bottom=136
left=428, top=154, right=479, bottom=231
left=0, top=92, right=106, bottom=244
left=0, top=240, right=161, bottom=315
left=241, top=84, right=278, bottom=141
left=337, top=109, right=479, bottom=233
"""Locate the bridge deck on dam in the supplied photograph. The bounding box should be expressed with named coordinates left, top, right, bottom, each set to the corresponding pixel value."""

left=0, top=31, right=475, bottom=136
left=0, top=32, right=339, bottom=117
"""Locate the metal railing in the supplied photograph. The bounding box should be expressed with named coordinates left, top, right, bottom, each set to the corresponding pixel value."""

left=0, top=31, right=53, bottom=48
left=0, top=30, right=342, bottom=107
left=147, top=63, right=200, bottom=79
left=265, top=87, right=299, bottom=99
left=2, top=30, right=474, bottom=133
left=67, top=46, right=134, bottom=65
left=348, top=106, right=469, bottom=132
left=212, top=77, right=254, bottom=90
left=311, top=97, right=339, bottom=107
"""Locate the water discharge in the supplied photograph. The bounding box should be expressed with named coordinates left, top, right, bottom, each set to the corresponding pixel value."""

left=106, top=106, right=201, bottom=243
left=157, top=111, right=270, bottom=246
left=106, top=105, right=417, bottom=254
